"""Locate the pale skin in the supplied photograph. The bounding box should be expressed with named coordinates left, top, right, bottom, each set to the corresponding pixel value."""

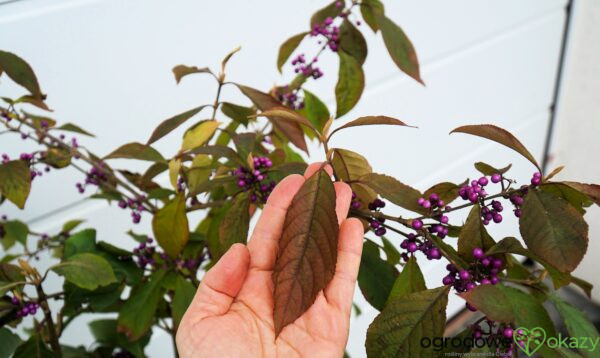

left=176, top=163, right=364, bottom=358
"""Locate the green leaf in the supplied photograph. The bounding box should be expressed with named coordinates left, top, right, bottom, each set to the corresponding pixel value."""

left=217, top=192, right=250, bottom=259
left=221, top=102, right=255, bottom=126
left=358, top=173, right=423, bottom=213
left=360, top=0, right=385, bottom=32
left=0, top=327, right=21, bottom=358
left=61, top=219, right=85, bottom=233
left=298, top=89, right=330, bottom=132
left=457, top=205, right=496, bottom=261
left=2, top=220, right=28, bottom=248
left=387, top=255, right=426, bottom=302
left=12, top=334, right=53, bottom=358
left=474, top=161, right=512, bottom=176
left=104, top=142, right=165, bottom=162
left=152, top=193, right=189, bottom=258
left=56, top=123, right=95, bottom=137
left=381, top=237, right=400, bottom=265
left=237, top=85, right=308, bottom=152
left=376, top=14, right=423, bottom=85
left=40, top=147, right=71, bottom=169
left=310, top=1, right=342, bottom=27
left=52, top=253, right=117, bottom=290
left=541, top=183, right=593, bottom=214
left=328, top=115, right=414, bottom=139
left=118, top=270, right=166, bottom=341
left=90, top=319, right=151, bottom=357
left=63, top=228, right=96, bottom=258
left=0, top=160, right=31, bottom=209
left=273, top=169, right=339, bottom=336
left=423, top=181, right=464, bottom=206
left=339, top=19, right=368, bottom=65
left=460, top=285, right=514, bottom=322
left=358, top=240, right=398, bottom=311
left=451, top=124, right=540, bottom=170
left=172, top=65, right=212, bottom=84
left=277, top=32, right=308, bottom=72
left=189, top=145, right=243, bottom=165
left=520, top=189, right=588, bottom=272
left=366, top=286, right=449, bottom=357
left=172, top=276, right=197, bottom=328
left=550, top=295, right=600, bottom=358
left=0, top=50, right=43, bottom=99
left=335, top=51, right=364, bottom=117
left=147, top=105, right=208, bottom=144
left=562, top=181, right=600, bottom=206
left=181, top=120, right=220, bottom=152
left=331, top=148, right=377, bottom=207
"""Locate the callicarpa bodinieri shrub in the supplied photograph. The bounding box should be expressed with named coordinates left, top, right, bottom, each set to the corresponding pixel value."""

left=1, top=1, right=599, bottom=357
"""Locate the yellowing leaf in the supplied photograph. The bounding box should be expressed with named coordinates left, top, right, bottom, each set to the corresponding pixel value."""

left=152, top=193, right=189, bottom=258
left=0, top=160, right=31, bottom=209
left=181, top=120, right=220, bottom=152
left=168, top=159, right=181, bottom=191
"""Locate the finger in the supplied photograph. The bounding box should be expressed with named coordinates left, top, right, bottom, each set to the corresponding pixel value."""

left=188, top=243, right=250, bottom=318
left=247, top=174, right=305, bottom=271
left=325, top=218, right=364, bottom=313
left=334, top=181, right=352, bottom=224
left=303, top=162, right=333, bottom=178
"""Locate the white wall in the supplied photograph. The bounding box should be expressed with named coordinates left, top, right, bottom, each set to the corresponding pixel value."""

left=548, top=0, right=600, bottom=301
left=0, top=0, right=573, bottom=356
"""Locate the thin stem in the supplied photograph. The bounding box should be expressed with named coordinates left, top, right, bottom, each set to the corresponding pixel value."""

left=35, top=283, right=62, bottom=357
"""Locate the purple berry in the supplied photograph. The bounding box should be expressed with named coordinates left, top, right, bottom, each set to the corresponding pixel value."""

left=466, top=282, right=476, bottom=291
left=492, top=258, right=503, bottom=268
left=478, top=177, right=489, bottom=186
left=442, top=275, right=454, bottom=285
left=472, top=247, right=485, bottom=260
left=411, top=219, right=423, bottom=230
left=407, top=242, right=418, bottom=253
left=503, top=327, right=514, bottom=338
left=492, top=213, right=503, bottom=223
left=481, top=257, right=491, bottom=267
left=417, top=197, right=425, bottom=206
left=466, top=303, right=477, bottom=312
left=491, top=173, right=502, bottom=183
left=375, top=227, right=386, bottom=236
left=459, top=270, right=471, bottom=280
left=531, top=177, right=541, bottom=186
left=480, top=278, right=492, bottom=285
left=429, top=248, right=441, bottom=259
left=491, top=277, right=499, bottom=285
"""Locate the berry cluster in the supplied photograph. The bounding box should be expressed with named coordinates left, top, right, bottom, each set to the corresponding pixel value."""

left=367, top=198, right=386, bottom=236
left=275, top=86, right=304, bottom=110
left=117, top=196, right=147, bottom=224
left=128, top=237, right=204, bottom=274
left=2, top=152, right=51, bottom=180
left=442, top=247, right=502, bottom=296
left=311, top=16, right=341, bottom=52
left=416, top=193, right=450, bottom=238
left=471, top=319, right=515, bottom=357
left=233, top=156, right=276, bottom=204
left=9, top=296, right=39, bottom=318
left=459, top=177, right=491, bottom=204
left=399, top=233, right=442, bottom=261
left=76, top=164, right=109, bottom=194
left=291, top=54, right=324, bottom=80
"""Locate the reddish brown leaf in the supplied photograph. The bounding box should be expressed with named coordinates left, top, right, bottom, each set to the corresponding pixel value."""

left=237, top=85, right=308, bottom=153
left=450, top=124, right=540, bottom=170
left=273, top=169, right=339, bottom=336
left=562, top=181, right=600, bottom=206
left=328, top=115, right=414, bottom=140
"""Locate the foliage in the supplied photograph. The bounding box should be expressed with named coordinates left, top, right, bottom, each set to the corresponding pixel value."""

left=1, top=1, right=599, bottom=357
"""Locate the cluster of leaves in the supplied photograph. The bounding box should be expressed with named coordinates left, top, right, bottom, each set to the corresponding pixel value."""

left=1, top=1, right=600, bottom=357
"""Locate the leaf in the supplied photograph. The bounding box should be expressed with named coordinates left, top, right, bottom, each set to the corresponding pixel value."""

left=474, top=162, right=512, bottom=176
left=423, top=181, right=463, bottom=206
left=186, top=155, right=212, bottom=195
left=221, top=102, right=254, bottom=126
left=375, top=14, right=423, bottom=85
left=220, top=46, right=241, bottom=73
left=310, top=1, right=342, bottom=27
left=544, top=165, right=565, bottom=181
left=172, top=65, right=212, bottom=84
left=189, top=145, right=244, bottom=165
left=550, top=295, right=600, bottom=358
left=541, top=183, right=593, bottom=214
left=331, top=148, right=372, bottom=181
left=457, top=205, right=496, bottom=260
left=358, top=173, right=423, bottom=213
left=62, top=219, right=85, bottom=233
left=217, top=192, right=250, bottom=258
left=273, top=169, right=339, bottom=336
left=381, top=237, right=400, bottom=265
left=255, top=107, right=318, bottom=136
left=152, top=193, right=189, bottom=258
left=451, top=124, right=540, bottom=170
left=0, top=327, right=21, bottom=358
left=366, top=286, right=449, bottom=357
left=339, top=19, right=368, bottom=65
left=0, top=160, right=31, bottom=209
left=54, top=123, right=94, bottom=137
left=168, top=159, right=181, bottom=191
left=147, top=105, right=207, bottom=144
left=40, top=147, right=71, bottom=169
left=277, top=32, right=308, bottom=72
left=360, top=0, right=385, bottom=32
left=460, top=285, right=514, bottom=322
left=0, top=50, right=43, bottom=99
left=237, top=85, right=308, bottom=153
left=52, top=253, right=117, bottom=290
left=181, top=120, right=220, bottom=152
left=520, top=189, right=588, bottom=272
left=387, top=256, right=426, bottom=302
left=63, top=228, right=96, bottom=258
left=2, top=220, right=28, bottom=247
left=172, top=276, right=197, bottom=328
left=12, top=335, right=53, bottom=358
left=117, top=270, right=166, bottom=341
left=14, top=95, right=51, bottom=111
left=298, top=89, right=330, bottom=132
left=562, top=181, right=600, bottom=206
left=328, top=115, right=414, bottom=139
left=335, top=51, right=364, bottom=117
left=90, top=319, right=151, bottom=357
left=358, top=240, right=398, bottom=311
left=104, top=142, right=165, bottom=162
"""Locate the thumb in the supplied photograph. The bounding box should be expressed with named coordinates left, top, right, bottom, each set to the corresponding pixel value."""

left=188, top=243, right=250, bottom=318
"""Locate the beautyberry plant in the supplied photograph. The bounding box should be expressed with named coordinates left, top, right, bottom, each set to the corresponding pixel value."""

left=1, top=1, right=600, bottom=357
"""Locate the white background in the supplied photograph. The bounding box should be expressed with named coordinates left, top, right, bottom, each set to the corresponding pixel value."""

left=1, top=0, right=598, bottom=357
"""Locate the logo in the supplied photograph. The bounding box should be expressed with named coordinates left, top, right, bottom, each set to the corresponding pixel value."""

left=513, top=327, right=545, bottom=356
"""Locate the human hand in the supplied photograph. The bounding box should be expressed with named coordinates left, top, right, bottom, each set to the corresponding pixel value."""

left=176, top=163, right=364, bottom=357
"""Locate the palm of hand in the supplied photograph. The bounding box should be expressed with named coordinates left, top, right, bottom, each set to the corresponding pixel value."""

left=177, top=164, right=364, bottom=358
